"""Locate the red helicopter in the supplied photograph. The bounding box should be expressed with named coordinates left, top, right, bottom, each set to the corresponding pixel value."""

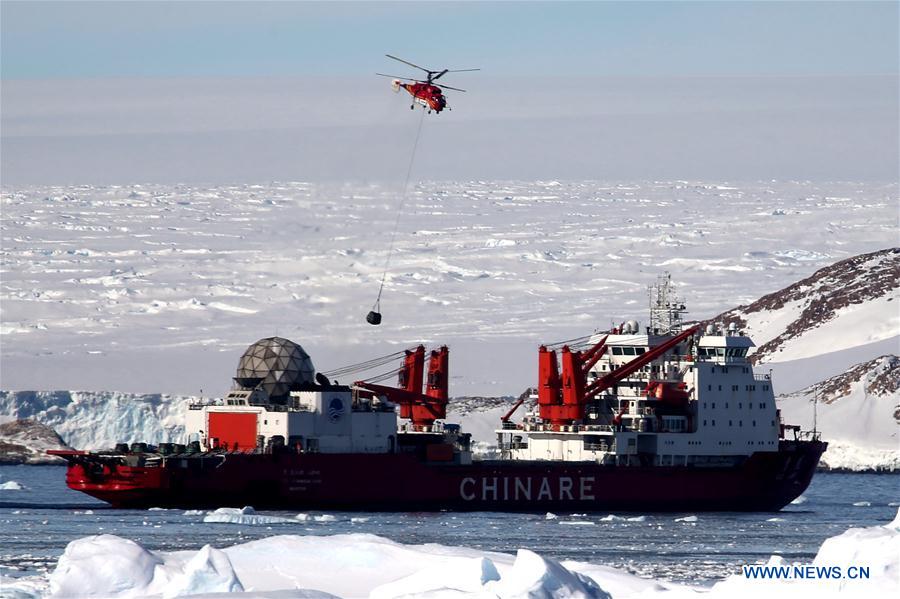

left=377, top=54, right=479, bottom=114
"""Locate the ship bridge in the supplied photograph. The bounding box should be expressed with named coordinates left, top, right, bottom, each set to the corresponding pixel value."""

left=697, top=323, right=755, bottom=362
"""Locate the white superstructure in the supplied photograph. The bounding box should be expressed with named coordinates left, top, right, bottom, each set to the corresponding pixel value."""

left=497, top=276, right=783, bottom=467
left=184, top=386, right=400, bottom=454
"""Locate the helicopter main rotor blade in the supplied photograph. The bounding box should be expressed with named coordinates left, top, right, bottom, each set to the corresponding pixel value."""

left=375, top=73, right=425, bottom=82
left=445, top=68, right=481, bottom=73
left=438, top=84, right=467, bottom=92
left=431, top=69, right=450, bottom=81
left=385, top=54, right=433, bottom=75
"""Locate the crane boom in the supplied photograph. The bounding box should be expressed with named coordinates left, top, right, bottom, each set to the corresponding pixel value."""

left=584, top=325, right=699, bottom=400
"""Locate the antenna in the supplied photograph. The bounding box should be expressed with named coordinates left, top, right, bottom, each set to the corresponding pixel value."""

left=648, top=272, right=687, bottom=335
left=812, top=388, right=818, bottom=436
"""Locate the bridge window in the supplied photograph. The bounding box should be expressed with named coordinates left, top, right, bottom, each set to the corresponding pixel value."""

left=612, top=347, right=622, bottom=355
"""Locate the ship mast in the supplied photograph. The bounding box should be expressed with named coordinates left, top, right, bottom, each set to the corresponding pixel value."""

left=648, top=272, right=687, bottom=335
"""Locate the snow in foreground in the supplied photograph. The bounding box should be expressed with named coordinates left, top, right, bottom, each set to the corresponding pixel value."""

left=4, top=509, right=898, bottom=598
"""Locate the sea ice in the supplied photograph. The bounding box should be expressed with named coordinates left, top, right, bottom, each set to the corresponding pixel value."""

left=675, top=515, right=698, bottom=523
left=0, top=480, right=24, bottom=490
left=709, top=507, right=900, bottom=598
left=202, top=507, right=296, bottom=526
left=160, top=544, right=243, bottom=598
left=486, top=549, right=610, bottom=599
left=370, top=556, right=501, bottom=598
left=29, top=508, right=900, bottom=599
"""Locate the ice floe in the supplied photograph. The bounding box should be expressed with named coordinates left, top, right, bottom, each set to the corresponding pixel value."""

left=21, top=508, right=899, bottom=598
left=202, top=507, right=296, bottom=526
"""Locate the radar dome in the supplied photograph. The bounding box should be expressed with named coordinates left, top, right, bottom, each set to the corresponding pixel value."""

left=235, top=337, right=315, bottom=400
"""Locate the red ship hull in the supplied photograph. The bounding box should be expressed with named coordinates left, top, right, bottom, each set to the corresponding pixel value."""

left=53, top=440, right=825, bottom=512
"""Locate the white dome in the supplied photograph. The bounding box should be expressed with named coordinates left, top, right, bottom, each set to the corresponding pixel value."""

left=235, top=337, right=315, bottom=400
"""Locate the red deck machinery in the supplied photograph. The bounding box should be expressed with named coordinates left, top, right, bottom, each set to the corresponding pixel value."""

left=355, top=345, right=449, bottom=428
left=538, top=326, right=700, bottom=426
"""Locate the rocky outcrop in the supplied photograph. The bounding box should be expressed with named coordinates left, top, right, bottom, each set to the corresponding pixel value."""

left=709, top=248, right=899, bottom=363
left=0, top=419, right=71, bottom=464
left=807, top=355, right=900, bottom=404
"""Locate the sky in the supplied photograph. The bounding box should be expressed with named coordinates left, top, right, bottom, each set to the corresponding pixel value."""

left=2, top=1, right=898, bottom=184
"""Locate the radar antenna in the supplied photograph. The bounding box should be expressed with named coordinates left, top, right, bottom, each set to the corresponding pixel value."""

left=648, top=272, right=687, bottom=335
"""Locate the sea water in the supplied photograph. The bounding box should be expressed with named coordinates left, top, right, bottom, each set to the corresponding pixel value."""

left=0, top=465, right=897, bottom=585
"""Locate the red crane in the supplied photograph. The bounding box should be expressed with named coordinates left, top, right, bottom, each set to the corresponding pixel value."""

left=537, top=326, right=700, bottom=425
left=355, top=345, right=449, bottom=428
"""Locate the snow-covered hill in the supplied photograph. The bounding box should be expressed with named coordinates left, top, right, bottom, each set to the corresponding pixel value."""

left=777, top=355, right=899, bottom=472
left=711, top=248, right=899, bottom=364
left=0, top=390, right=190, bottom=450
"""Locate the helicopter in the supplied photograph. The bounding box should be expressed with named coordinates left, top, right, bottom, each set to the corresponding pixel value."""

left=377, top=54, right=479, bottom=114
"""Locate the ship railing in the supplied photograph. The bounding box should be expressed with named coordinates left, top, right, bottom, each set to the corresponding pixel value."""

left=400, top=422, right=445, bottom=433
left=583, top=442, right=612, bottom=452
left=795, top=430, right=822, bottom=442
left=498, top=441, right=528, bottom=450
left=500, top=420, right=518, bottom=430
left=581, top=424, right=615, bottom=432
